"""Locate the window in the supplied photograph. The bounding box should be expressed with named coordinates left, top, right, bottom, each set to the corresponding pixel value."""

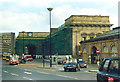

left=111, top=46, right=117, bottom=52
left=108, top=60, right=119, bottom=74
left=82, top=37, right=86, bottom=41
left=103, top=46, right=108, bottom=52
left=83, top=48, right=87, bottom=52
left=90, top=37, right=93, bottom=39
left=103, top=60, right=110, bottom=72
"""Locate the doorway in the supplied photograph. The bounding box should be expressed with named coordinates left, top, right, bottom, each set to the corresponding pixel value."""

left=91, top=46, right=97, bottom=64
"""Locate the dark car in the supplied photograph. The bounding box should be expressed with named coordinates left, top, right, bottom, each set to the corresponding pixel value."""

left=97, top=57, right=120, bottom=82
left=64, top=63, right=80, bottom=72
left=79, top=61, right=87, bottom=68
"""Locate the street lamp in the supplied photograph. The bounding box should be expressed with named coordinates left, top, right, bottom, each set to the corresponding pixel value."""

left=22, top=31, right=25, bottom=56
left=47, top=8, right=53, bottom=67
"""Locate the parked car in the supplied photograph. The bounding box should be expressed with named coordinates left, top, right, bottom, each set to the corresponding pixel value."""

left=64, top=63, right=80, bottom=72
left=2, top=54, right=6, bottom=60
left=79, top=61, right=87, bottom=68
left=9, top=57, right=19, bottom=65
left=57, top=57, right=63, bottom=64
left=97, top=57, right=120, bottom=82
left=62, top=60, right=70, bottom=64
left=24, top=55, right=33, bottom=61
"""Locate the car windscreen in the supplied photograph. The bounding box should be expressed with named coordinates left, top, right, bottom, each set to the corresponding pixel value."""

left=6, top=56, right=10, bottom=58
left=64, top=63, right=77, bottom=65
left=10, top=57, right=18, bottom=60
left=26, top=56, right=32, bottom=58
left=79, top=61, right=85, bottom=63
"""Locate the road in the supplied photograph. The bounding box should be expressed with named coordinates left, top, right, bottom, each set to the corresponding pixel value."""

left=2, top=59, right=98, bottom=81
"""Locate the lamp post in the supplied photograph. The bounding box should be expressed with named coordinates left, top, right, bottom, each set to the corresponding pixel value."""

left=47, top=8, right=53, bottom=67
left=22, top=31, right=25, bottom=56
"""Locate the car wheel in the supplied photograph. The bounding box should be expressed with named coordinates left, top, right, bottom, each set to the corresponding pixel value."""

left=85, top=66, right=87, bottom=68
left=64, top=69, right=66, bottom=72
left=74, top=68, right=77, bottom=72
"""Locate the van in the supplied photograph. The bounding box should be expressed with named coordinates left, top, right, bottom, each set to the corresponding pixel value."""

left=97, top=57, right=120, bottom=82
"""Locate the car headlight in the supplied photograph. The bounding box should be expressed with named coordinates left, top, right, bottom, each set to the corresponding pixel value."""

left=84, top=64, right=86, bottom=66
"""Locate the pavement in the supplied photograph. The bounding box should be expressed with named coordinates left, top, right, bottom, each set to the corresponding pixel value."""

left=18, top=59, right=99, bottom=72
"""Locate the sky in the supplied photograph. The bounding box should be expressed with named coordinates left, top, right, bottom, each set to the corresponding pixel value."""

left=0, top=0, right=120, bottom=37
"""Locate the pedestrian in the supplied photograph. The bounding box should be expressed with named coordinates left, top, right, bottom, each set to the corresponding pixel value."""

left=21, top=54, right=25, bottom=64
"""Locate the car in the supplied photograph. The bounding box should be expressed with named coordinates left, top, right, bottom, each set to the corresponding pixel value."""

left=79, top=61, right=87, bottom=68
left=6, top=56, right=10, bottom=61
left=62, top=60, right=67, bottom=64
left=97, top=57, right=120, bottom=82
left=24, top=55, right=33, bottom=61
left=2, top=54, right=6, bottom=60
left=62, top=60, right=70, bottom=64
left=64, top=62, right=80, bottom=72
left=9, top=57, right=19, bottom=65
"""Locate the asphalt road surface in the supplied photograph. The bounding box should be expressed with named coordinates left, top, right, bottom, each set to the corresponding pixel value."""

left=2, top=59, right=97, bottom=81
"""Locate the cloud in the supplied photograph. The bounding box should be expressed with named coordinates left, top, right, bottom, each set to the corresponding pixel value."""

left=0, top=0, right=119, bottom=37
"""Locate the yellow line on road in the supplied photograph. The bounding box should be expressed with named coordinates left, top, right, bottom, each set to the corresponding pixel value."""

left=84, top=71, right=97, bottom=74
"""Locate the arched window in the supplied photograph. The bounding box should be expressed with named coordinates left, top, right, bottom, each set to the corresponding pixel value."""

left=111, top=46, right=117, bottom=52
left=103, top=46, right=108, bottom=52
left=83, top=48, right=87, bottom=52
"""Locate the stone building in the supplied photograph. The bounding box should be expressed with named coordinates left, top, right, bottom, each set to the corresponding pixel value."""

left=15, top=32, right=49, bottom=55
left=64, top=15, right=113, bottom=57
left=80, top=27, right=120, bottom=64
left=1, top=32, right=15, bottom=55
left=44, top=15, right=113, bottom=57
left=15, top=15, right=113, bottom=58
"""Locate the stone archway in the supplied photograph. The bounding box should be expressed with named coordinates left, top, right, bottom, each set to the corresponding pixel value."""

left=26, top=44, right=36, bottom=55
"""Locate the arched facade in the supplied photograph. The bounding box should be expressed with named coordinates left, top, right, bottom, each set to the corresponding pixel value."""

left=80, top=27, right=120, bottom=64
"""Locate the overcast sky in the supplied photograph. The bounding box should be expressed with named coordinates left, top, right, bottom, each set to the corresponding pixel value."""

left=0, top=0, right=119, bottom=37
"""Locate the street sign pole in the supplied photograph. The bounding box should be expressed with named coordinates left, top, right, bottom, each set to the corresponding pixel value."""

left=96, top=50, right=100, bottom=66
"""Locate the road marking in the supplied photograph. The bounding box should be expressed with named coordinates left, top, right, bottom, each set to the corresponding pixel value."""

left=10, top=73, right=19, bottom=76
left=56, top=74, right=79, bottom=80
left=24, top=71, right=32, bottom=75
left=23, top=77, right=33, bottom=80
left=37, top=71, right=49, bottom=74
left=3, top=71, right=8, bottom=73
left=51, top=70, right=55, bottom=71
left=84, top=71, right=97, bottom=73
left=14, top=65, right=18, bottom=67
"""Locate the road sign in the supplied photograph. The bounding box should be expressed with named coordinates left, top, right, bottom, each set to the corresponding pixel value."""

left=55, top=55, right=58, bottom=58
left=96, top=50, right=100, bottom=54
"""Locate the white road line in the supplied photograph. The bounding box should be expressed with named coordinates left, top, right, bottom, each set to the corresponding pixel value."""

left=10, top=73, right=19, bottom=76
left=3, top=71, right=8, bottom=73
left=56, top=74, right=79, bottom=80
left=23, top=77, right=33, bottom=80
left=74, top=78, right=79, bottom=80
left=37, top=71, right=49, bottom=74
left=24, top=71, right=32, bottom=75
